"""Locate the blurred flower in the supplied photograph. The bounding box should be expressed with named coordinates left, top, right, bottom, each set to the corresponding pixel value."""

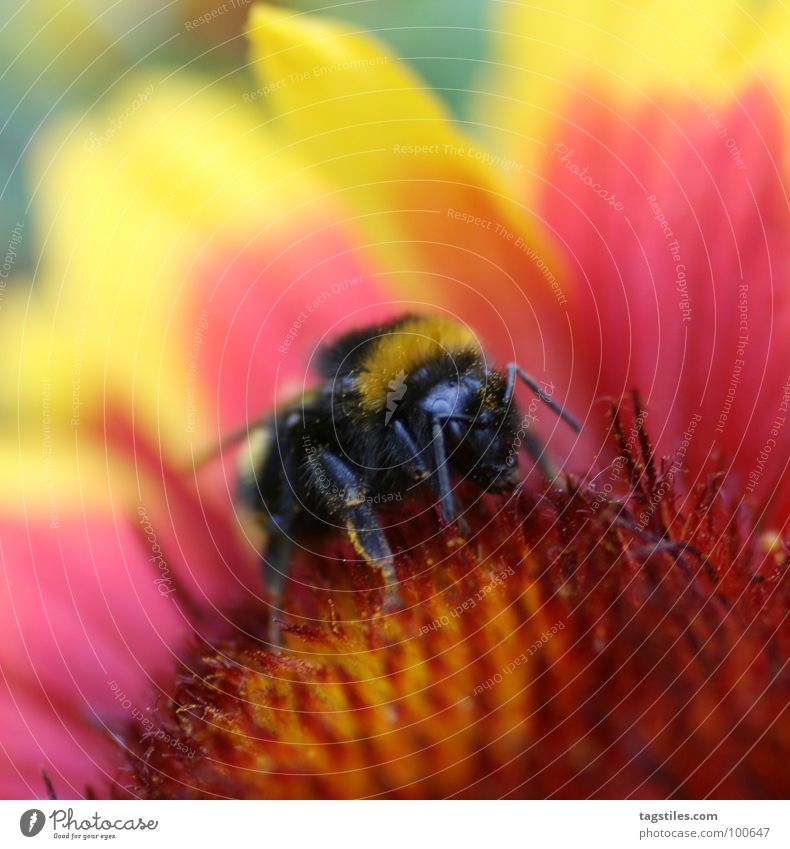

left=1, top=2, right=788, bottom=799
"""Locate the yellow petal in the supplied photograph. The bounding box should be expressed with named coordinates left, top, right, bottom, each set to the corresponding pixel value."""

left=246, top=4, right=572, bottom=336
left=0, top=291, right=114, bottom=513
left=481, top=0, right=790, bottom=173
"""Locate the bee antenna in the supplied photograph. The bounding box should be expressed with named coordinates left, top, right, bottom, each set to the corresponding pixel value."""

left=506, top=363, right=581, bottom=433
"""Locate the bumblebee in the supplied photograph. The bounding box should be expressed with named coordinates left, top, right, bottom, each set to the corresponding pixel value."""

left=219, top=314, right=579, bottom=636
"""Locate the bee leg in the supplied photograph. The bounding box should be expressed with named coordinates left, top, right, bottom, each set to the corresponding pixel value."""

left=310, top=449, right=400, bottom=612
left=521, top=430, right=558, bottom=481
left=430, top=419, right=460, bottom=527
left=261, top=525, right=294, bottom=646
left=403, top=417, right=469, bottom=535
left=258, top=448, right=301, bottom=646
left=392, top=419, right=432, bottom=485
left=504, top=362, right=581, bottom=432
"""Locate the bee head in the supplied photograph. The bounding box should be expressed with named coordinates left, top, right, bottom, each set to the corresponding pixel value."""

left=421, top=369, right=521, bottom=493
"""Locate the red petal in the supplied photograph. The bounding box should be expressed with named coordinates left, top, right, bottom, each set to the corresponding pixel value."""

left=535, top=85, right=790, bottom=525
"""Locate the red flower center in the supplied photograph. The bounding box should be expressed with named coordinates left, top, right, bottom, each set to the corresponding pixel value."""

left=114, top=397, right=790, bottom=799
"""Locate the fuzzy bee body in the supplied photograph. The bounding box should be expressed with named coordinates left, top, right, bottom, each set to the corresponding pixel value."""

left=233, top=314, right=578, bottom=634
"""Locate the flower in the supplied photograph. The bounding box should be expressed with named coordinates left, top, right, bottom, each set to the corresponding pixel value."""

left=119, top=403, right=790, bottom=798
left=3, top=2, right=789, bottom=799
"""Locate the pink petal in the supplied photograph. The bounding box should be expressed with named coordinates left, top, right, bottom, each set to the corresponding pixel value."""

left=189, top=219, right=394, bottom=432
left=0, top=514, right=186, bottom=797
left=534, top=84, right=790, bottom=525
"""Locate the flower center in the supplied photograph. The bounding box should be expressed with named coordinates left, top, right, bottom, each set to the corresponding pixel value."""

left=116, top=403, right=790, bottom=799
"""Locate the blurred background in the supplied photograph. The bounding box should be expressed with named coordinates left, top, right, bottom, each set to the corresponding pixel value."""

left=0, top=0, right=490, bottom=277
